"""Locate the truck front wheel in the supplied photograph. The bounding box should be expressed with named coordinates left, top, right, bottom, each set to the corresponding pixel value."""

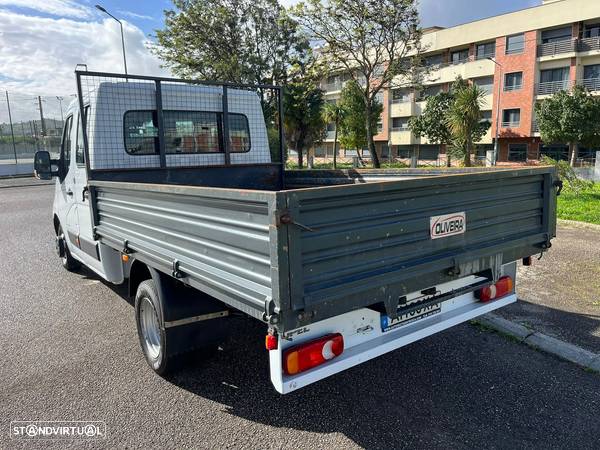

left=135, top=279, right=176, bottom=375
left=56, top=224, right=80, bottom=272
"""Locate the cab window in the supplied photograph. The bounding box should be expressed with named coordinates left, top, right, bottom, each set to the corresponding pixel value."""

left=62, top=115, right=73, bottom=173
left=76, top=106, right=89, bottom=165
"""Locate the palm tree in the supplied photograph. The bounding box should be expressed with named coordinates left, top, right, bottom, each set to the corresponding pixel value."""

left=447, top=83, right=487, bottom=167
left=322, top=102, right=345, bottom=169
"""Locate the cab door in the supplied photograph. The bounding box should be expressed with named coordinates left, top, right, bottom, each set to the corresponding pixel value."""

left=73, top=108, right=103, bottom=272
left=55, top=115, right=79, bottom=248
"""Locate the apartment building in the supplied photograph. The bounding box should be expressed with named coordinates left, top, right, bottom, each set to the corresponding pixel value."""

left=313, top=0, right=600, bottom=165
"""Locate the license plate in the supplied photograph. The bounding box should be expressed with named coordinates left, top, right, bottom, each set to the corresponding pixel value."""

left=381, top=302, right=442, bottom=332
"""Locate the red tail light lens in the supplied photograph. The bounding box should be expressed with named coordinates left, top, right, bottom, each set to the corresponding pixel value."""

left=265, top=333, right=278, bottom=351
left=476, top=276, right=514, bottom=303
left=283, top=333, right=344, bottom=375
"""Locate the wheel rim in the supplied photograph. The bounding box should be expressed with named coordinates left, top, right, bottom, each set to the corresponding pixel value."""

left=139, top=297, right=161, bottom=360
left=56, top=231, right=67, bottom=264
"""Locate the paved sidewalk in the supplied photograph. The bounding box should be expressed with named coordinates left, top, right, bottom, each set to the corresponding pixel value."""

left=0, top=175, right=53, bottom=189
left=497, top=223, right=600, bottom=353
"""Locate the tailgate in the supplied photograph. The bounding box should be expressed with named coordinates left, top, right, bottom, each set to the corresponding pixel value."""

left=280, top=168, right=557, bottom=330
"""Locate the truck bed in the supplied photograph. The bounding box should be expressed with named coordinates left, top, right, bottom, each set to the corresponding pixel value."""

left=89, top=167, right=558, bottom=333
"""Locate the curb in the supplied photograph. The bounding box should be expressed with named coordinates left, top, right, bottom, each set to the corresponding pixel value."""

left=476, top=313, right=600, bottom=373
left=557, top=219, right=600, bottom=232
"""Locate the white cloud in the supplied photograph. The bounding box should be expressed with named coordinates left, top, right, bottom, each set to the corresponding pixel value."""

left=0, top=10, right=169, bottom=102
left=118, top=10, right=156, bottom=21
left=0, top=0, right=92, bottom=19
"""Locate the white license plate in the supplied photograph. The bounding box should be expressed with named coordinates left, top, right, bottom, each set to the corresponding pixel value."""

left=381, top=302, right=442, bottom=332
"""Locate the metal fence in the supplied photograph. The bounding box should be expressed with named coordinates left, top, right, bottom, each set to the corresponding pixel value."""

left=0, top=92, right=70, bottom=176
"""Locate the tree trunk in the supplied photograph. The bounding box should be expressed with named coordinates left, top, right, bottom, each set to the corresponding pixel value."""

left=365, top=102, right=381, bottom=168
left=569, top=142, right=578, bottom=167
left=463, top=141, right=472, bottom=167
left=445, top=145, right=452, bottom=167
left=296, top=140, right=302, bottom=169
left=333, top=120, right=338, bottom=170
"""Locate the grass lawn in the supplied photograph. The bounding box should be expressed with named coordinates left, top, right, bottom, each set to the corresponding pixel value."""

left=557, top=183, right=600, bottom=225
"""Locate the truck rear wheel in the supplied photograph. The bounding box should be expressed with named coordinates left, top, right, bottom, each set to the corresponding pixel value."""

left=135, top=279, right=177, bottom=375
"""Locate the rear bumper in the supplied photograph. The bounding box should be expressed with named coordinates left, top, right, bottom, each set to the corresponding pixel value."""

left=269, top=291, right=517, bottom=394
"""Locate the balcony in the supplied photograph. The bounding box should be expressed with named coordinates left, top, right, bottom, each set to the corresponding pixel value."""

left=537, top=39, right=577, bottom=57
left=501, top=121, right=520, bottom=128
left=537, top=37, right=600, bottom=59
left=536, top=80, right=574, bottom=96
left=580, top=78, right=600, bottom=92
left=391, top=99, right=415, bottom=117
left=578, top=37, right=600, bottom=53
left=535, top=78, right=600, bottom=96
left=390, top=130, right=414, bottom=145
left=425, top=55, right=495, bottom=85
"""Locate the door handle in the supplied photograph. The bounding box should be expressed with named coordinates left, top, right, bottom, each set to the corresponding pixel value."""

left=66, top=189, right=73, bottom=196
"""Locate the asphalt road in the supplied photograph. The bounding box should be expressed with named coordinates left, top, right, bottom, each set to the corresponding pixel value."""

left=1, top=184, right=599, bottom=450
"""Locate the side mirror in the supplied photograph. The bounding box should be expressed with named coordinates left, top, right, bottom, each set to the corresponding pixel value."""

left=34, top=150, right=55, bottom=180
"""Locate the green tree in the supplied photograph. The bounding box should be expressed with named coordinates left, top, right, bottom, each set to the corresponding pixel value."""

left=293, top=0, right=422, bottom=168
left=409, top=91, right=454, bottom=166
left=337, top=80, right=383, bottom=162
left=284, top=63, right=326, bottom=168
left=321, top=102, right=346, bottom=169
left=535, top=85, right=600, bottom=167
left=447, top=82, right=490, bottom=167
left=154, top=0, right=309, bottom=86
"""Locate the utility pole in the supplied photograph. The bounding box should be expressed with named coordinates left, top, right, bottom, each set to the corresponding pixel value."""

left=56, top=96, right=64, bottom=123
left=5, top=91, right=18, bottom=165
left=38, top=96, right=47, bottom=137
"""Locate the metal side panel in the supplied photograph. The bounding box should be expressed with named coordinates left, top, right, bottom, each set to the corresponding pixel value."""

left=281, top=167, right=557, bottom=330
left=90, top=180, right=277, bottom=321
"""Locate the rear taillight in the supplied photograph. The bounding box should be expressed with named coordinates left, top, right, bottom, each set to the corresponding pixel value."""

left=283, top=333, right=344, bottom=375
left=476, top=276, right=514, bottom=302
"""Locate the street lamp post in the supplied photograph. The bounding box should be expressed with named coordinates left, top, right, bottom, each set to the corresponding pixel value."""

left=488, top=57, right=503, bottom=166
left=95, top=4, right=128, bottom=75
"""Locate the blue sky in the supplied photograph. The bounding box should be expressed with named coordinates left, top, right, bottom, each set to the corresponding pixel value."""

left=0, top=0, right=541, bottom=104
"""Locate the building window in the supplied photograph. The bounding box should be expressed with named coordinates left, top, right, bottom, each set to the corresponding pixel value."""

left=450, top=49, right=469, bottom=65
left=583, top=65, right=600, bottom=91
left=392, top=118, right=410, bottom=131
left=508, top=143, right=528, bottom=162
left=504, top=72, right=523, bottom=91
left=418, top=84, right=442, bottom=100
left=540, top=144, right=569, bottom=161
left=541, top=27, right=572, bottom=44
left=502, top=109, right=520, bottom=128
left=476, top=42, right=495, bottom=60
left=506, top=33, right=525, bottom=55
left=540, top=67, right=570, bottom=84
left=314, top=146, right=325, bottom=157
left=481, top=110, right=492, bottom=121
left=381, top=144, right=390, bottom=158
left=424, top=54, right=444, bottom=67
left=396, top=146, right=412, bottom=159
left=584, top=23, right=600, bottom=38
left=419, top=145, right=439, bottom=160
left=392, top=88, right=412, bottom=103
left=473, top=76, right=494, bottom=94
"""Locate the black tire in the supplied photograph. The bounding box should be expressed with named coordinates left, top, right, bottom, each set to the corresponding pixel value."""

left=56, top=224, right=80, bottom=272
left=135, top=279, right=178, bottom=375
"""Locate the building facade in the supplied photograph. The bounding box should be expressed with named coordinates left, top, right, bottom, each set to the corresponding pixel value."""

left=310, top=0, right=600, bottom=166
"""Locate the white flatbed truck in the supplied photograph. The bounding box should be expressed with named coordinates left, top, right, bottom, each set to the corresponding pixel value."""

left=34, top=71, right=560, bottom=394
